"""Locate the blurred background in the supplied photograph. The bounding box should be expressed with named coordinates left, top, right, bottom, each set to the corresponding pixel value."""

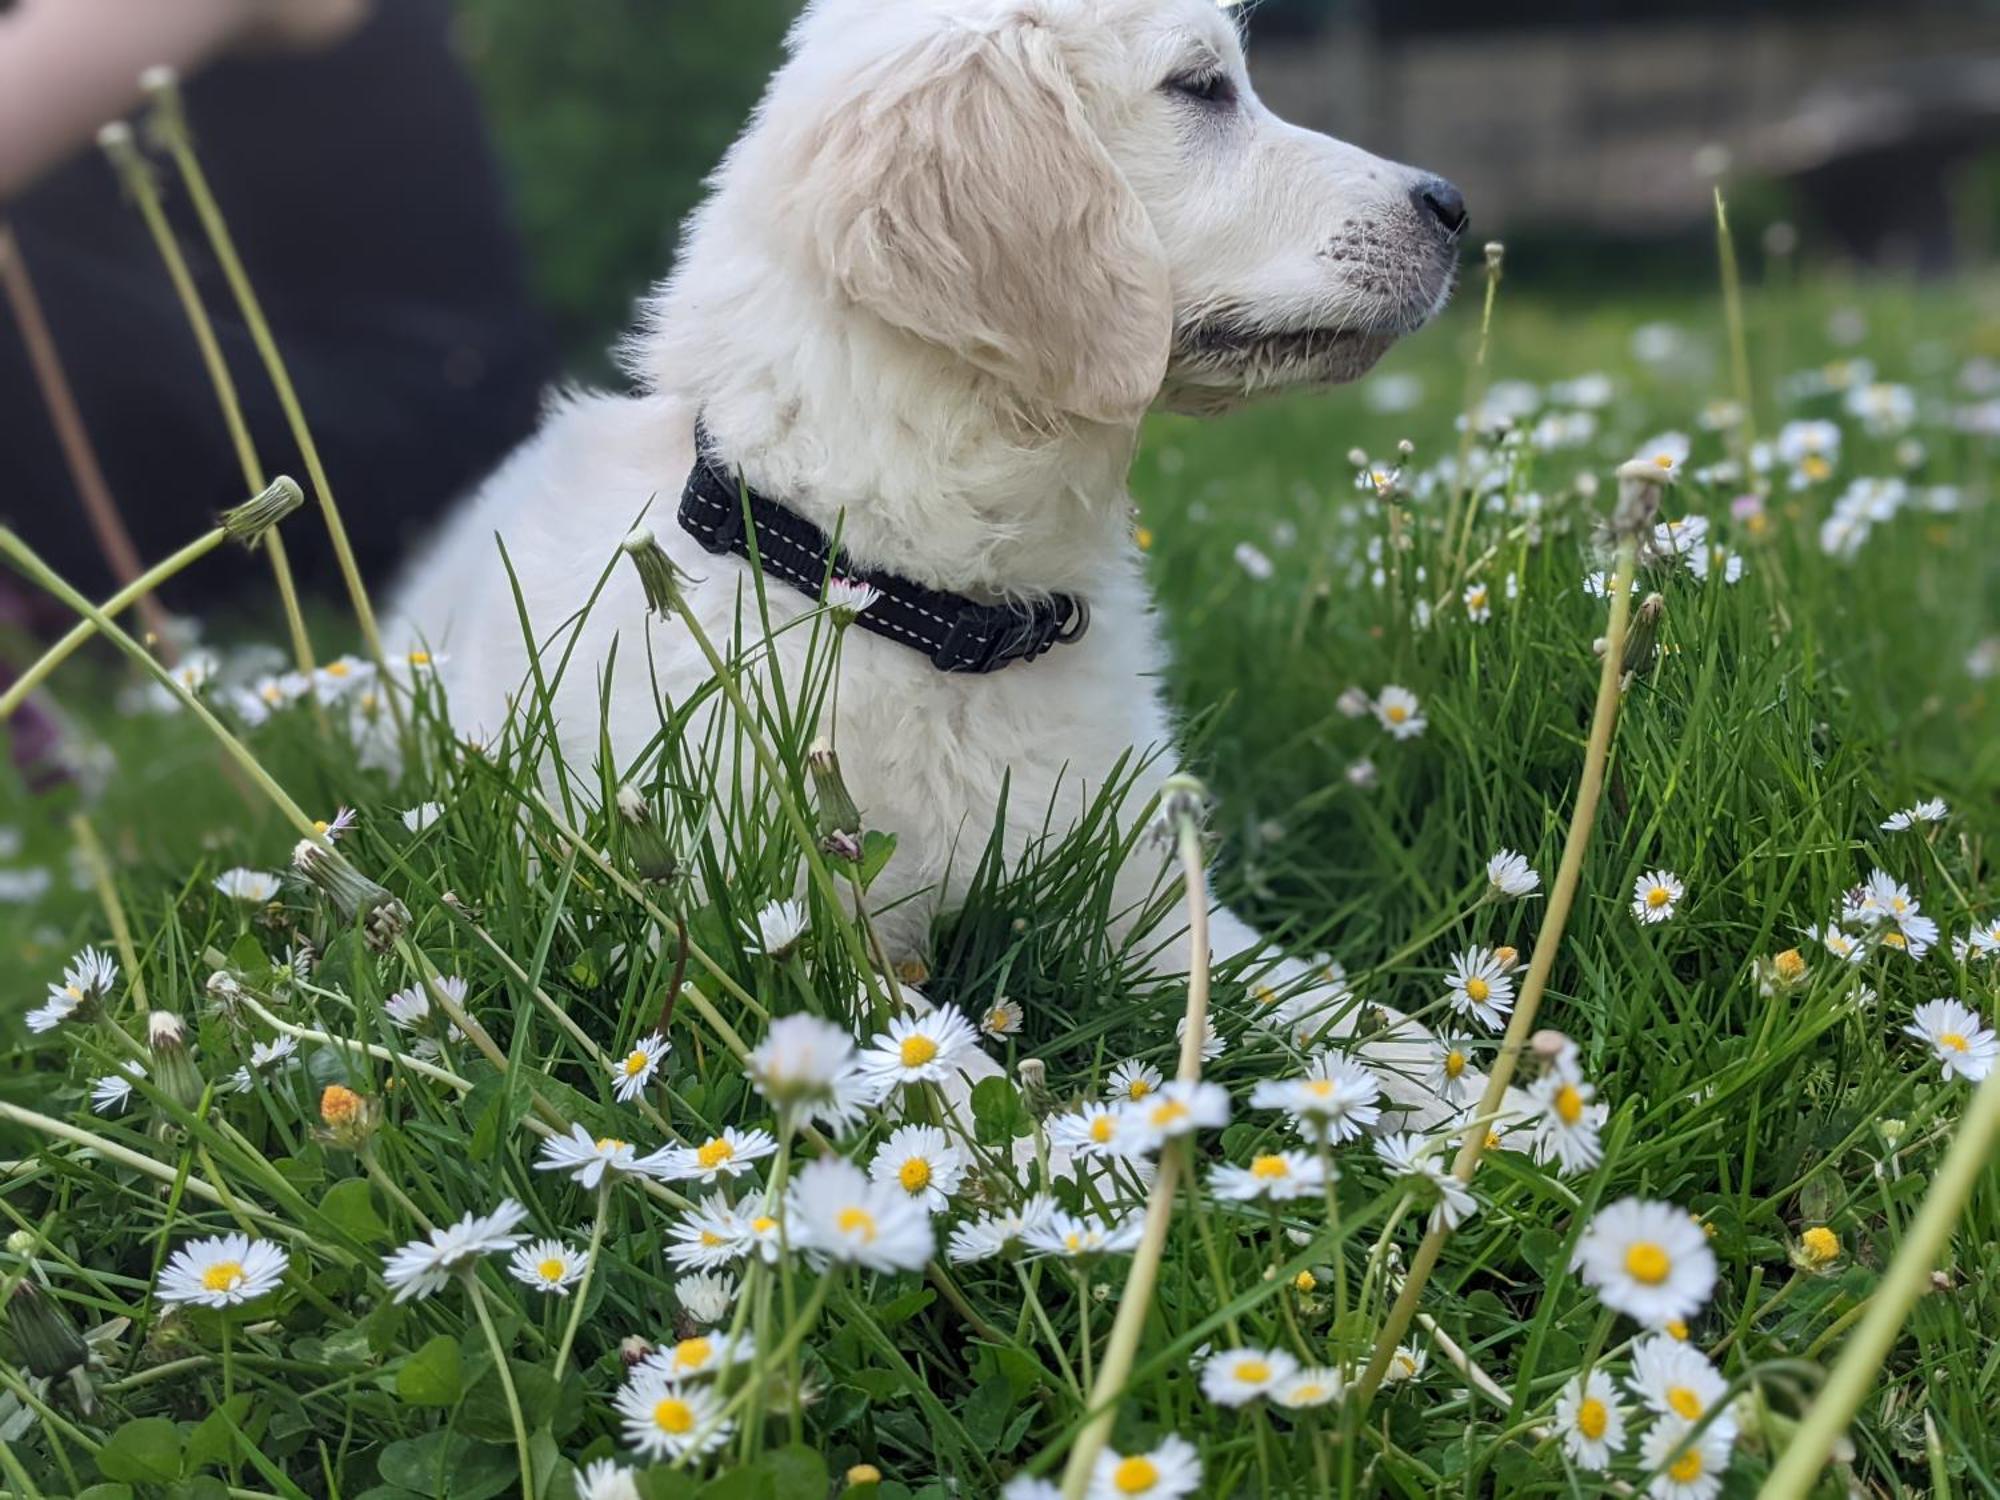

left=456, top=0, right=2000, bottom=368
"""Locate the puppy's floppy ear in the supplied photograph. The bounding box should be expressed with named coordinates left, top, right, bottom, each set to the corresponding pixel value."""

left=798, top=15, right=1172, bottom=425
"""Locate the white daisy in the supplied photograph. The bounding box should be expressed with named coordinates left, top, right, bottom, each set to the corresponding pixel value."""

left=1444, top=947, right=1515, bottom=1030
left=674, top=1272, right=736, bottom=1326
left=1199, top=1347, right=1299, bottom=1407
left=507, top=1239, right=589, bottom=1296
left=1528, top=1066, right=1606, bottom=1175
left=1107, top=1058, right=1165, bottom=1105
left=1209, top=1149, right=1327, bottom=1202
left=1554, top=1368, right=1626, bottom=1471
left=1087, top=1435, right=1202, bottom=1500
left=978, top=996, right=1025, bottom=1041
left=1022, top=1210, right=1144, bottom=1260
left=1462, top=581, right=1492, bottom=623
left=747, top=898, right=809, bottom=958
left=1808, top=923, right=1865, bottom=963
left=575, top=1458, right=641, bottom=1500
left=747, top=1015, right=866, bottom=1127
left=1048, top=1104, right=1151, bottom=1161
left=1382, top=1344, right=1428, bottom=1385
left=656, top=1125, right=778, bottom=1184
left=1373, top=685, right=1427, bottom=740
left=214, top=868, right=283, bottom=903
left=1128, top=1080, right=1230, bottom=1148
left=613, top=1369, right=732, bottom=1462
left=382, top=975, right=469, bottom=1060
left=856, top=1006, right=980, bottom=1097
left=229, top=1034, right=301, bottom=1094
left=1272, top=1367, right=1345, bottom=1411
left=609, top=1032, right=669, bottom=1103
left=946, top=1196, right=1058, bottom=1265
left=1967, top=917, right=2000, bottom=956
left=1572, top=1198, right=1716, bottom=1327
left=91, top=1062, right=146, bottom=1115
left=535, top=1124, right=646, bottom=1190
left=1627, top=1335, right=1736, bottom=1443
left=1174, top=1012, right=1224, bottom=1062
left=381, top=1200, right=531, bottom=1303
left=1632, top=869, right=1685, bottom=924
left=1374, top=1132, right=1477, bottom=1230
left=1425, top=1032, right=1480, bottom=1108
left=1249, top=1054, right=1382, bottom=1142
left=401, top=802, right=444, bottom=833
left=636, top=1330, right=756, bottom=1383
left=664, top=1194, right=752, bottom=1272
left=824, top=577, right=882, bottom=619
left=868, top=1123, right=966, bottom=1213
left=787, top=1156, right=934, bottom=1273
left=158, top=1233, right=289, bottom=1308
left=1651, top=514, right=1708, bottom=560
left=1843, top=869, right=1915, bottom=927
left=1486, top=849, right=1541, bottom=898
left=1639, top=1415, right=1732, bottom=1500
left=1903, top=998, right=1997, bottom=1083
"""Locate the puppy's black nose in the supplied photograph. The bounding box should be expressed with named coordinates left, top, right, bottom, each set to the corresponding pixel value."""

left=1413, top=175, right=1469, bottom=238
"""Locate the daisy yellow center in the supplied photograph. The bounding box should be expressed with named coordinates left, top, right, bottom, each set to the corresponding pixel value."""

left=1126, top=1079, right=1153, bottom=1100
left=1444, top=1050, right=1467, bottom=1079
left=1939, top=1031, right=1968, bottom=1052
left=326, top=662, right=351, bottom=678
left=537, top=1257, right=567, bottom=1282
left=1112, top=1456, right=1159, bottom=1494
left=201, top=1260, right=245, bottom=1293
left=696, top=1138, right=735, bottom=1169
left=595, top=1137, right=626, bottom=1153
left=1646, top=886, right=1671, bottom=908
left=1250, top=1155, right=1291, bottom=1180
left=1667, top=1386, right=1703, bottom=1420
left=1469, top=587, right=1487, bottom=606
left=837, top=1207, right=877, bottom=1242
left=1234, top=1359, right=1271, bottom=1383
left=1668, top=1449, right=1704, bottom=1483
left=1385, top=704, right=1409, bottom=723
left=1881, top=931, right=1907, bottom=949
left=261, top=683, right=284, bottom=703
left=314, top=820, right=330, bottom=834
left=1064, top=1232, right=1085, bottom=1251
left=899, top=1035, right=939, bottom=1068
left=1391, top=1352, right=1418, bottom=1377
left=1801, top=454, right=1830, bottom=480
left=750, top=1215, right=777, bottom=1235
left=1149, top=1100, right=1189, bottom=1128
left=1290, top=1383, right=1324, bottom=1403
left=1554, top=1083, right=1584, bottom=1126
left=408, top=650, right=430, bottom=666
left=699, top=1230, right=726, bottom=1247
left=1089, top=1116, right=1116, bottom=1144
left=986, top=1008, right=1010, bottom=1031
left=899, top=1157, right=932, bottom=1193
left=652, top=1397, right=695, bottom=1435
left=1254, top=985, right=1280, bottom=1008
left=1463, top=977, right=1490, bottom=1002
left=623, top=1050, right=651, bottom=1077
left=1653, top=453, right=1674, bottom=470
left=1303, top=1079, right=1335, bottom=1098
left=65, top=984, right=83, bottom=999
left=673, top=1337, right=712, bottom=1370
left=1624, top=1241, right=1671, bottom=1285
left=1576, top=1396, right=1608, bottom=1440
left=1665, top=1319, right=1689, bottom=1341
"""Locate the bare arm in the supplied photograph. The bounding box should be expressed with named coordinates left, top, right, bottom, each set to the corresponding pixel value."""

left=0, top=0, right=367, bottom=200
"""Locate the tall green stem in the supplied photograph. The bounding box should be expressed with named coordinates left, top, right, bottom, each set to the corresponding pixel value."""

left=1760, top=1063, right=2000, bottom=1497
left=465, top=1271, right=536, bottom=1500
left=551, top=1184, right=610, bottom=1382
left=1356, top=531, right=1640, bottom=1407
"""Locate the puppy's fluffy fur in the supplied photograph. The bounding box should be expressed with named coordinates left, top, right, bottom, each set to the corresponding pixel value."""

left=395, top=0, right=1474, bottom=1119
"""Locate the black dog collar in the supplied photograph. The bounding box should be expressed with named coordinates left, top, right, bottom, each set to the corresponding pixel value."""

left=677, top=424, right=1089, bottom=674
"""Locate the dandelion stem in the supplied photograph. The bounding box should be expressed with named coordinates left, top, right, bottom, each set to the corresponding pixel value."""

left=1054, top=804, right=1212, bottom=1500
left=70, top=814, right=146, bottom=1009
left=144, top=78, right=396, bottom=711
left=0, top=1102, right=283, bottom=1232
left=1760, top=1060, right=2000, bottom=1497
left=1356, top=532, right=1640, bottom=1408
left=463, top=1270, right=535, bottom=1500
left=99, top=124, right=316, bottom=678
left=0, top=528, right=225, bottom=721
left=551, top=1183, right=609, bottom=1382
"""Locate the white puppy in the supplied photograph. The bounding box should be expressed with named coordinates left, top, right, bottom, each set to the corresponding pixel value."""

left=395, top=0, right=1477, bottom=1118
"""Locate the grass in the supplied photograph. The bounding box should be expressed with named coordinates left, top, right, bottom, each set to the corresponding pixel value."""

left=0, top=200, right=1997, bottom=1500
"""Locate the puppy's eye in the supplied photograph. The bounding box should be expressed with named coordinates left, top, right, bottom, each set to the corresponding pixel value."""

left=1165, top=70, right=1234, bottom=108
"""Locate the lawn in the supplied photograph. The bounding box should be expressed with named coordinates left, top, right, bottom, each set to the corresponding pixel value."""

left=0, top=233, right=1997, bottom=1500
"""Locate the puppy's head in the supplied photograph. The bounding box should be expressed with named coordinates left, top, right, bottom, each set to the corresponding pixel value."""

left=757, top=0, right=1463, bottom=423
